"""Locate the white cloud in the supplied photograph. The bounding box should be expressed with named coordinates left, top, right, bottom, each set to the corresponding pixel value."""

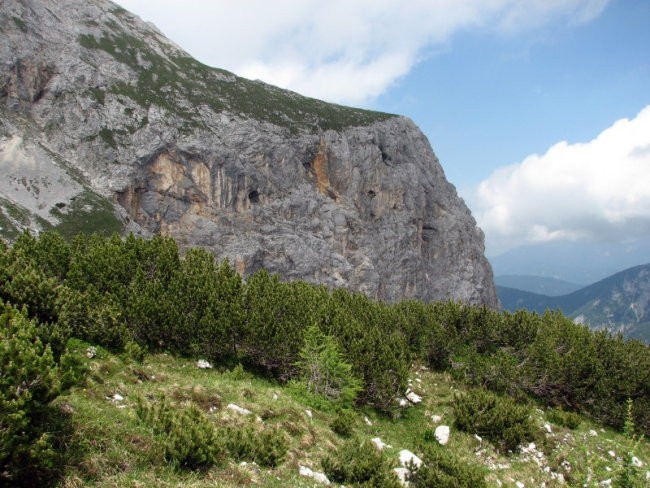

left=115, top=0, right=610, bottom=105
left=472, top=106, right=650, bottom=255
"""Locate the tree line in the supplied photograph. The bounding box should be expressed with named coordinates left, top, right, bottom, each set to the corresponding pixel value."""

left=1, top=230, right=648, bottom=438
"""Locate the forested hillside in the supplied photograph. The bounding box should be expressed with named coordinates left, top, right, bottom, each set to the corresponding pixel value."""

left=1, top=231, right=649, bottom=486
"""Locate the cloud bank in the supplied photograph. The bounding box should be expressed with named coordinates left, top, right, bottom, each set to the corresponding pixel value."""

left=472, top=106, right=650, bottom=255
left=116, top=0, right=609, bottom=105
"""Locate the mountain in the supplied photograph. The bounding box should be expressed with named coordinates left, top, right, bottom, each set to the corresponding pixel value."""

left=0, top=0, right=498, bottom=306
left=490, top=237, right=650, bottom=285
left=498, top=263, right=650, bottom=342
left=494, top=275, right=582, bottom=296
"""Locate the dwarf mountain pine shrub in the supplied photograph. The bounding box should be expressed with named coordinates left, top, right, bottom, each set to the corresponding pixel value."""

left=330, top=408, right=356, bottom=437
left=223, top=423, right=288, bottom=467
left=321, top=438, right=402, bottom=487
left=546, top=408, right=582, bottom=430
left=408, top=445, right=487, bottom=488
left=453, top=388, right=534, bottom=453
left=135, top=396, right=226, bottom=470
left=0, top=301, right=78, bottom=485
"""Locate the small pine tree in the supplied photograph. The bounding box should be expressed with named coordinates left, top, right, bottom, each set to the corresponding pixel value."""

left=617, top=399, right=645, bottom=488
left=296, top=325, right=361, bottom=406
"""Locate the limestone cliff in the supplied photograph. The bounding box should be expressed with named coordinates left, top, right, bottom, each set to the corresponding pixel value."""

left=0, top=0, right=498, bottom=306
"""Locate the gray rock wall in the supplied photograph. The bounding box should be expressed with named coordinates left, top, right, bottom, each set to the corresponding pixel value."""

left=0, top=0, right=498, bottom=307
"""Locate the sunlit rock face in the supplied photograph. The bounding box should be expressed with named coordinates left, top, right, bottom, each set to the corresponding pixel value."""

left=0, top=0, right=498, bottom=307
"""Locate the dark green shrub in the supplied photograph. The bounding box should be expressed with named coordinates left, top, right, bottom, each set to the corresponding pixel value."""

left=57, top=286, right=127, bottom=350
left=422, top=427, right=437, bottom=443
left=408, top=445, right=487, bottom=488
left=546, top=408, right=582, bottom=430
left=0, top=255, right=60, bottom=324
left=453, top=389, right=534, bottom=453
left=242, top=272, right=329, bottom=379
left=169, top=250, right=243, bottom=360
left=251, top=427, right=288, bottom=467
left=321, top=438, right=401, bottom=487
left=224, top=423, right=288, bottom=467
left=0, top=301, right=78, bottom=485
left=124, top=340, right=145, bottom=363
left=451, top=348, right=520, bottom=397
left=135, top=396, right=226, bottom=470
left=330, top=408, right=356, bottom=437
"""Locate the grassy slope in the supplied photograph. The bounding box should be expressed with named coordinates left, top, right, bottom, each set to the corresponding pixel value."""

left=78, top=22, right=395, bottom=135
left=0, top=190, right=124, bottom=242
left=56, top=341, right=650, bottom=487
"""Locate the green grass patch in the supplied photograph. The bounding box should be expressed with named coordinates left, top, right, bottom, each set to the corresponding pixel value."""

left=36, top=345, right=648, bottom=487
left=50, top=191, right=124, bottom=239
left=78, top=28, right=395, bottom=133
left=0, top=197, right=53, bottom=240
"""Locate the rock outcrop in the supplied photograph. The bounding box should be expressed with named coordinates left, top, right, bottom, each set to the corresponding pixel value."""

left=0, top=0, right=498, bottom=306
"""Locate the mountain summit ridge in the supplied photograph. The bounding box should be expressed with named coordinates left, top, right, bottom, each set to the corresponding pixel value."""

left=0, top=0, right=498, bottom=306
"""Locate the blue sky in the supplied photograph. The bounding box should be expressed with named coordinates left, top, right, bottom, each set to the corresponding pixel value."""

left=116, top=0, right=650, bottom=257
left=376, top=0, right=650, bottom=190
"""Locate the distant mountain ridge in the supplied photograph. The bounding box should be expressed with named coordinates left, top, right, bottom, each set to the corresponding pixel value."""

left=490, top=237, right=650, bottom=285
left=494, top=275, right=582, bottom=296
left=498, top=263, right=650, bottom=342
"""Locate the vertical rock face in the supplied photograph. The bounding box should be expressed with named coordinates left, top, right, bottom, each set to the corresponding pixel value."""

left=0, top=0, right=498, bottom=307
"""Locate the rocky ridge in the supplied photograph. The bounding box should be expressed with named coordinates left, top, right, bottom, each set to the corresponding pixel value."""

left=0, top=0, right=498, bottom=306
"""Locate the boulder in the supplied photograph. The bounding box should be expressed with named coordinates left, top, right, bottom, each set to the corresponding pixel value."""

left=434, top=425, right=450, bottom=445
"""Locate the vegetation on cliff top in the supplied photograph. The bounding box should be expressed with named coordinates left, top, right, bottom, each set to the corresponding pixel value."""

left=77, top=23, right=395, bottom=134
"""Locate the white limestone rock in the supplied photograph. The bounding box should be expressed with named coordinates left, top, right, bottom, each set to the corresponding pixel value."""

left=393, top=467, right=410, bottom=486
left=0, top=0, right=499, bottom=309
left=371, top=437, right=392, bottom=450
left=399, top=449, right=423, bottom=469
left=406, top=389, right=422, bottom=405
left=299, top=466, right=330, bottom=485
left=196, top=359, right=213, bottom=369
left=435, top=425, right=450, bottom=445
left=226, top=403, right=252, bottom=415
